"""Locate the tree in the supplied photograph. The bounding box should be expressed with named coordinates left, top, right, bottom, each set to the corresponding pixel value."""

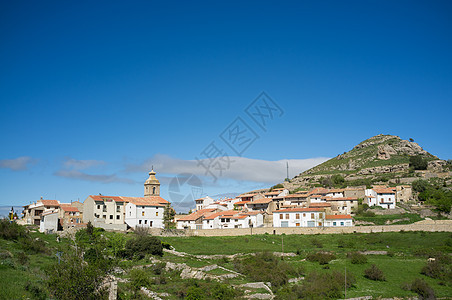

left=409, top=138, right=414, bottom=142
left=410, top=155, right=428, bottom=170
left=163, top=203, right=176, bottom=229
left=47, top=252, right=107, bottom=300
left=332, top=174, right=345, bottom=186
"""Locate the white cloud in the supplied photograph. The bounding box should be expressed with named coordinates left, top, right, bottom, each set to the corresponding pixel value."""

left=54, top=170, right=135, bottom=184
left=126, top=154, right=329, bottom=184
left=63, top=158, right=106, bottom=170
left=0, top=156, right=36, bottom=171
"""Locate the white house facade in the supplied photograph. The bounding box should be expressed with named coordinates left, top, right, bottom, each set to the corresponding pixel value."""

left=273, top=208, right=325, bottom=228
left=324, top=215, right=353, bottom=227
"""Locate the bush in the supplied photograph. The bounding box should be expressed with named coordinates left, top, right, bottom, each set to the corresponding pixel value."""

left=20, top=237, right=49, bottom=254
left=306, top=251, right=336, bottom=265
left=129, top=268, right=151, bottom=292
left=407, top=278, right=435, bottom=299
left=311, top=238, right=323, bottom=248
left=410, top=155, right=428, bottom=170
left=364, top=264, right=385, bottom=281
left=24, top=281, right=47, bottom=300
left=280, top=270, right=355, bottom=299
left=16, top=251, right=29, bottom=265
left=0, top=219, right=28, bottom=240
left=347, top=252, right=367, bottom=264
left=234, top=252, right=303, bottom=288
left=122, top=235, right=163, bottom=259
left=161, top=241, right=171, bottom=250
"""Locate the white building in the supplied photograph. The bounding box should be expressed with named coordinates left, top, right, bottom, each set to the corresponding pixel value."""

left=83, top=169, right=171, bottom=230
left=176, top=208, right=216, bottom=230
left=201, top=210, right=264, bottom=229
left=124, top=196, right=168, bottom=229
left=195, top=196, right=215, bottom=211
left=273, top=208, right=325, bottom=228
left=365, top=187, right=396, bottom=209
left=324, top=215, right=353, bottom=227
left=39, top=210, right=59, bottom=233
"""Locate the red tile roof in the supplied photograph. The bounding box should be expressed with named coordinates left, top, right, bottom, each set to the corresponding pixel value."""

left=309, top=202, right=332, bottom=207
left=275, top=207, right=324, bottom=213
left=177, top=208, right=216, bottom=221
left=322, top=197, right=358, bottom=201
left=284, top=194, right=308, bottom=199
left=239, top=193, right=257, bottom=197
left=326, top=214, right=352, bottom=220
left=90, top=195, right=124, bottom=202
left=39, top=200, right=60, bottom=206
left=61, top=206, right=80, bottom=212
left=89, top=195, right=169, bottom=205
left=373, top=188, right=396, bottom=194
left=249, top=198, right=273, bottom=204
left=234, top=201, right=250, bottom=205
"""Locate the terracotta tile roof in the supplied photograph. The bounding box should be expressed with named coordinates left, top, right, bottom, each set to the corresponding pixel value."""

left=122, top=196, right=167, bottom=207
left=239, top=193, right=257, bottom=197
left=90, top=195, right=124, bottom=202
left=241, top=211, right=262, bottom=216
left=322, top=197, right=358, bottom=201
left=326, top=214, right=352, bottom=220
left=310, top=194, right=322, bottom=198
left=284, top=194, right=308, bottom=199
left=264, top=191, right=281, bottom=196
left=41, top=210, right=58, bottom=216
left=309, top=202, right=332, bottom=207
left=204, top=210, right=237, bottom=220
left=178, top=208, right=216, bottom=221
left=89, top=195, right=169, bottom=205
left=275, top=207, right=324, bottom=213
left=61, top=206, right=80, bottom=212
left=39, top=200, right=60, bottom=206
left=249, top=198, right=273, bottom=204
left=373, top=188, right=396, bottom=194
left=234, top=201, right=250, bottom=205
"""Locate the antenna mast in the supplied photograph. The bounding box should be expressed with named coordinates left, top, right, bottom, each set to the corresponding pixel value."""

left=286, top=161, right=289, bottom=180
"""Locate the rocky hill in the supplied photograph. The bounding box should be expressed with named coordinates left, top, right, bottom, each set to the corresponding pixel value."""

left=283, top=134, right=451, bottom=191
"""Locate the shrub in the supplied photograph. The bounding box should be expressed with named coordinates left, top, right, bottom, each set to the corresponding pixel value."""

left=281, top=270, right=355, bottom=299
left=161, top=241, right=172, bottom=250
left=24, top=281, right=47, bottom=300
left=408, top=278, right=435, bottom=299
left=364, top=264, right=385, bottom=281
left=410, top=155, right=428, bottom=170
left=122, top=235, right=163, bottom=259
left=0, top=219, right=28, bottom=240
left=306, top=251, right=336, bottom=265
left=16, top=251, right=29, bottom=265
left=234, top=252, right=302, bottom=288
left=152, top=262, right=166, bottom=275
left=20, top=237, right=49, bottom=254
left=347, top=252, right=367, bottom=264
left=311, top=238, right=323, bottom=248
left=129, top=268, right=151, bottom=292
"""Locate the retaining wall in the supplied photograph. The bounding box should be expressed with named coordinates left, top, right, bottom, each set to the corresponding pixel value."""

left=183, top=220, right=452, bottom=237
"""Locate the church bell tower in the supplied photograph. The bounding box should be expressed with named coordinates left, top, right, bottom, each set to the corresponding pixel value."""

left=144, top=168, right=160, bottom=197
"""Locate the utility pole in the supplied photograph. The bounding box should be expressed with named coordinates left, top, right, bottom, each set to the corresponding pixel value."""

left=286, top=161, right=289, bottom=181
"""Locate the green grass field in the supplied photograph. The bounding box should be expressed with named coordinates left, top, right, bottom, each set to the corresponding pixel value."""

left=1, top=227, right=451, bottom=299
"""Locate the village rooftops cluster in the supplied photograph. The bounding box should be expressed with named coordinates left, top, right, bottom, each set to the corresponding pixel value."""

left=176, top=184, right=412, bottom=230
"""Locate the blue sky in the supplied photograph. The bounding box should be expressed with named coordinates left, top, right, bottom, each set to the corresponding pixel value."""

left=1, top=1, right=451, bottom=212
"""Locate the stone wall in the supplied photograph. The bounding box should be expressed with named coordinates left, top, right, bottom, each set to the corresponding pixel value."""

left=181, top=220, right=452, bottom=237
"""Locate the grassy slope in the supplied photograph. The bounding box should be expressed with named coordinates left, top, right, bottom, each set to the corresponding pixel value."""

left=2, top=230, right=452, bottom=299
left=161, top=232, right=452, bottom=298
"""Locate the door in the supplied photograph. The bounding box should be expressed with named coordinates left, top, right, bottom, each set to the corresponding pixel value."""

left=281, top=221, right=289, bottom=227
left=307, top=221, right=315, bottom=227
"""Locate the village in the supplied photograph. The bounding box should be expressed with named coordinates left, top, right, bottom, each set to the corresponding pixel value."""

left=18, top=169, right=413, bottom=234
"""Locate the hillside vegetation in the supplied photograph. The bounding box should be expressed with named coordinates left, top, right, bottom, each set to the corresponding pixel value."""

left=1, top=220, right=452, bottom=299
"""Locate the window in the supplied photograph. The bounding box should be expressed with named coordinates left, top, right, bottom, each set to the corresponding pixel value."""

left=311, top=213, right=314, bottom=219
left=318, top=222, right=322, bottom=226
left=139, top=220, right=142, bottom=224
left=285, top=214, right=289, bottom=219
left=296, top=223, right=300, bottom=227
left=103, top=215, right=106, bottom=219
left=303, top=213, right=306, bottom=217
left=116, top=206, right=120, bottom=212
left=333, top=222, right=337, bottom=226
left=156, top=212, right=159, bottom=216
left=296, top=213, right=300, bottom=219
left=279, top=214, right=283, bottom=219
left=144, top=220, right=147, bottom=224
left=97, top=205, right=100, bottom=209
left=150, top=221, right=153, bottom=227
left=340, top=222, right=344, bottom=226
left=109, top=215, right=113, bottom=219
left=153, top=187, right=156, bottom=194
left=142, top=211, right=145, bottom=216
left=116, top=215, right=120, bottom=220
